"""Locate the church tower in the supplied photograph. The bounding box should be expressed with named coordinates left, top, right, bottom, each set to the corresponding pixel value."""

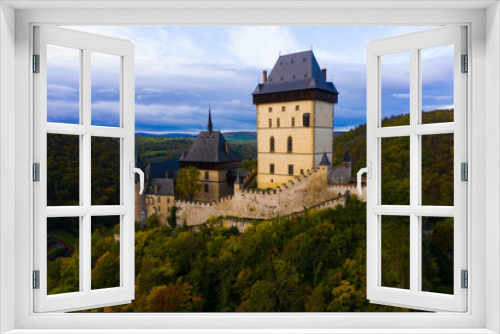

left=252, top=50, right=339, bottom=189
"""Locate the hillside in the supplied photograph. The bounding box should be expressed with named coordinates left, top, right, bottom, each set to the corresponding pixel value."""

left=332, top=109, right=454, bottom=206
left=135, top=136, right=257, bottom=165
left=222, top=131, right=257, bottom=141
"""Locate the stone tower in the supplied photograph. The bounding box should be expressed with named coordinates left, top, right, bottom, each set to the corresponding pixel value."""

left=252, top=50, right=339, bottom=189
left=179, top=107, right=242, bottom=202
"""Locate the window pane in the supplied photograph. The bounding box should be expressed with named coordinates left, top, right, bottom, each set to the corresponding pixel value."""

left=381, top=215, right=410, bottom=290
left=47, top=217, right=79, bottom=295
left=91, top=137, right=120, bottom=205
left=47, top=45, right=80, bottom=124
left=47, top=134, right=79, bottom=206
left=422, top=134, right=454, bottom=206
left=421, top=45, right=454, bottom=124
left=381, top=137, right=410, bottom=205
left=381, top=52, right=410, bottom=127
left=422, top=217, right=454, bottom=294
left=91, top=52, right=121, bottom=127
left=91, top=216, right=120, bottom=290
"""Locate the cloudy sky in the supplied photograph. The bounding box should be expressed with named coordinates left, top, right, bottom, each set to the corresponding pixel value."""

left=47, top=26, right=454, bottom=133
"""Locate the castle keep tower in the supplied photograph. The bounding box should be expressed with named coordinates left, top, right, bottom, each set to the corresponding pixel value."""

left=252, top=50, right=339, bottom=189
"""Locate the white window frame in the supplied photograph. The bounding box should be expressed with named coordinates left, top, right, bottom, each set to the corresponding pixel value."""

left=1, top=1, right=499, bottom=333
left=366, top=26, right=467, bottom=312
left=33, top=26, right=136, bottom=313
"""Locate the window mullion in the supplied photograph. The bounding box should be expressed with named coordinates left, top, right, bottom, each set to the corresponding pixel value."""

left=82, top=47, right=92, bottom=294
left=409, top=47, right=420, bottom=294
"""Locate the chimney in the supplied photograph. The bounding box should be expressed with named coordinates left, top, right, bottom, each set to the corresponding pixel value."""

left=154, top=183, right=158, bottom=194
left=321, top=69, right=327, bottom=79
left=262, top=70, right=267, bottom=83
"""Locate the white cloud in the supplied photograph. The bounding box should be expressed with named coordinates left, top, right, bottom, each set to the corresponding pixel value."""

left=392, top=93, right=410, bottom=99
left=227, top=26, right=299, bottom=69
left=422, top=104, right=454, bottom=111
left=335, top=126, right=356, bottom=132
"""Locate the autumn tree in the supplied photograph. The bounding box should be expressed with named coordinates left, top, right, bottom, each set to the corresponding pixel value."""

left=175, top=166, right=202, bottom=200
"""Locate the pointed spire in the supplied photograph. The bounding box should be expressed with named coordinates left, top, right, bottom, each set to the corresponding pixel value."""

left=135, top=151, right=144, bottom=183
left=207, top=103, right=213, bottom=133
left=319, top=152, right=331, bottom=166
left=235, top=170, right=241, bottom=184
left=343, top=149, right=351, bottom=162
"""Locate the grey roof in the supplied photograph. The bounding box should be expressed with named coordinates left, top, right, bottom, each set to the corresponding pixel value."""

left=179, top=130, right=242, bottom=164
left=146, top=161, right=180, bottom=179
left=146, top=178, right=174, bottom=196
left=319, top=152, right=331, bottom=166
left=253, top=50, right=339, bottom=96
left=343, top=150, right=351, bottom=163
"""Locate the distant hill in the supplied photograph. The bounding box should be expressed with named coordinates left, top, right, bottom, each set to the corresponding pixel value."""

left=333, top=131, right=345, bottom=139
left=223, top=132, right=257, bottom=141
left=136, top=132, right=196, bottom=138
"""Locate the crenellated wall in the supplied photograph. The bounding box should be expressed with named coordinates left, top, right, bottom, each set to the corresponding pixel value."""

left=176, top=166, right=365, bottom=226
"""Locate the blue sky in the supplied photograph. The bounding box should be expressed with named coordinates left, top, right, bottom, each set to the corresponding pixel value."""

left=48, top=26, right=454, bottom=133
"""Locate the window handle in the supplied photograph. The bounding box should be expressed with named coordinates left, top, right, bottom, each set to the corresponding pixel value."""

left=130, top=161, right=144, bottom=195
left=357, top=162, right=371, bottom=195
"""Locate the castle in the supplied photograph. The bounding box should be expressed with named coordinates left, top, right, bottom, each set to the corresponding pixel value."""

left=136, top=50, right=355, bottom=227
left=134, top=153, right=177, bottom=224
left=179, top=108, right=243, bottom=202
left=252, top=50, right=339, bottom=189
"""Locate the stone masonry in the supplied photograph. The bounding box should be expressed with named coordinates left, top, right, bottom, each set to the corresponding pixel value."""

left=175, top=165, right=365, bottom=226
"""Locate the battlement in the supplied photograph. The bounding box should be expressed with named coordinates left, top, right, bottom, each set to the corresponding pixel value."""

left=174, top=199, right=213, bottom=207
left=175, top=165, right=358, bottom=226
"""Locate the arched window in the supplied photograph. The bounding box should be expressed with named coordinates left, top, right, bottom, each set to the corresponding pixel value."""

left=270, top=136, right=275, bottom=152
left=287, top=136, right=293, bottom=153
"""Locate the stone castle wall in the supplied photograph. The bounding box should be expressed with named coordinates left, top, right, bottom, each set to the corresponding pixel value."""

left=330, top=164, right=352, bottom=184
left=176, top=166, right=365, bottom=226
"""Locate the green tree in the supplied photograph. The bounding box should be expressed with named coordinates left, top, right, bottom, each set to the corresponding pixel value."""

left=175, top=166, right=202, bottom=200
left=167, top=206, right=177, bottom=229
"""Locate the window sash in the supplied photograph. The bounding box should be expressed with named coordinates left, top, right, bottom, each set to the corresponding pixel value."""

left=33, top=26, right=135, bottom=313
left=366, top=26, right=467, bottom=312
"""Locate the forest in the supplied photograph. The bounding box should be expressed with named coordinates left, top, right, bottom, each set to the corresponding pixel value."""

left=46, top=109, right=455, bottom=311
left=135, top=135, right=257, bottom=165
left=48, top=196, right=453, bottom=312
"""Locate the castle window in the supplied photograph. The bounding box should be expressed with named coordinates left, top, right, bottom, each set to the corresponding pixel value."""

left=269, top=118, right=272, bottom=127
left=300, top=169, right=304, bottom=175
left=167, top=207, right=170, bottom=213
left=167, top=198, right=170, bottom=204
left=295, top=105, right=299, bottom=111
left=277, top=118, right=280, bottom=127
left=288, top=165, right=294, bottom=175
left=205, top=171, right=209, bottom=180
left=269, top=164, right=274, bottom=174
left=158, top=206, right=161, bottom=213
left=268, top=107, right=272, bottom=112
left=291, top=117, right=295, bottom=127
left=281, top=106, right=285, bottom=112
left=204, top=184, right=209, bottom=193
left=287, top=136, right=293, bottom=153
left=270, top=137, right=275, bottom=152
left=158, top=197, right=161, bottom=203
left=303, top=113, right=310, bottom=127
